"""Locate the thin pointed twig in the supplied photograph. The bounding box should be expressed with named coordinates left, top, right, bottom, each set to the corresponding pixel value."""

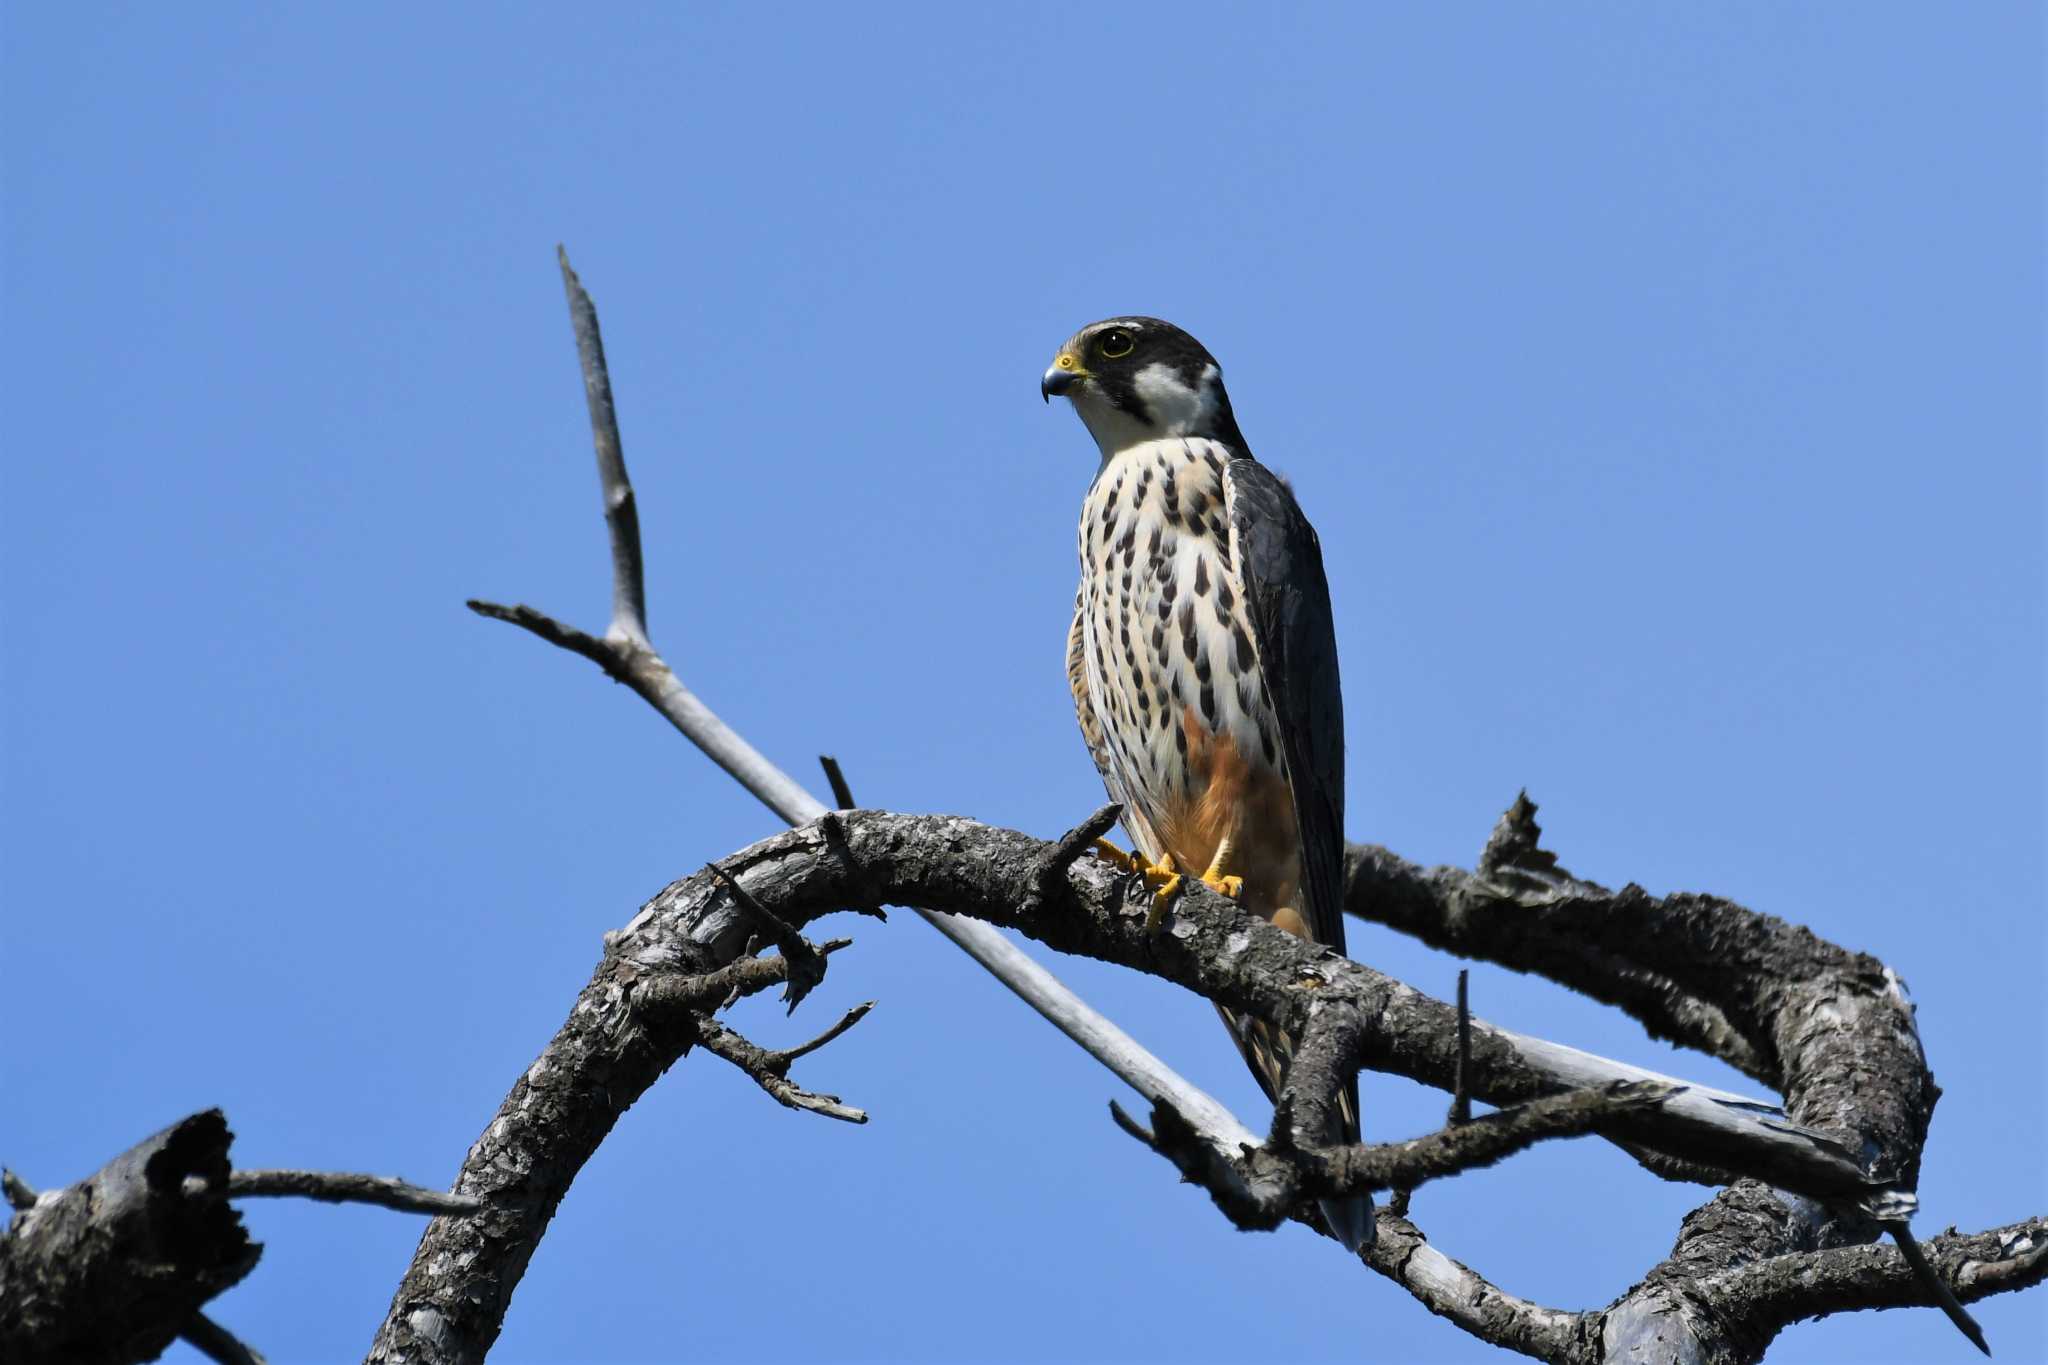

left=1448, top=969, right=1472, bottom=1127
left=181, top=1311, right=268, bottom=1365
left=693, top=1016, right=868, bottom=1123
left=557, top=246, right=646, bottom=646
left=771, top=1001, right=875, bottom=1066
left=465, top=601, right=622, bottom=677
left=1035, top=802, right=1123, bottom=907
left=1889, top=1220, right=1990, bottom=1356
left=820, top=755, right=856, bottom=809
left=223, top=1169, right=482, bottom=1215
left=1107, top=1098, right=1156, bottom=1146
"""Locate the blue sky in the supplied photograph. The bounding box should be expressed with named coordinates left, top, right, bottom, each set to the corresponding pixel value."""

left=3, top=5, right=2041, bottom=1362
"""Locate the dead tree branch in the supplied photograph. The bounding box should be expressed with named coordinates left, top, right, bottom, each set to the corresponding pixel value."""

left=222, top=1171, right=481, bottom=1216
left=0, top=1113, right=256, bottom=1365
left=1710, top=1218, right=2046, bottom=1336
left=704, top=861, right=832, bottom=1012
left=1348, top=792, right=2003, bottom=1356
left=1118, top=1079, right=1677, bottom=1227
left=0, top=1112, right=473, bottom=1365
left=1365, top=1210, right=1585, bottom=1360
left=690, top=1007, right=873, bottom=1124
left=629, top=935, right=852, bottom=1015
left=363, top=810, right=2044, bottom=1363
left=556, top=246, right=645, bottom=647
left=179, top=1311, right=268, bottom=1365
left=1348, top=795, right=1768, bottom=1085
left=818, top=754, right=856, bottom=809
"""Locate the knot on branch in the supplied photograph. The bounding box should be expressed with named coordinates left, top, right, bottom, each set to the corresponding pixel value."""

left=1477, top=792, right=1587, bottom=897
left=1031, top=803, right=1124, bottom=910
left=706, top=861, right=832, bottom=1013
left=638, top=937, right=856, bottom=1019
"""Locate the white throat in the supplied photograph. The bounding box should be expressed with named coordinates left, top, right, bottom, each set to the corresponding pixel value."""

left=1071, top=361, right=1222, bottom=459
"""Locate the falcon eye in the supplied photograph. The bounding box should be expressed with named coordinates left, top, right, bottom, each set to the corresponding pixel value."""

left=1098, top=329, right=1135, bottom=359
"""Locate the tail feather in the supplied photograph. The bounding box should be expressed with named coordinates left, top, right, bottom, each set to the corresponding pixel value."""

left=1319, top=1193, right=1375, bottom=1254
left=1217, top=1004, right=1375, bottom=1252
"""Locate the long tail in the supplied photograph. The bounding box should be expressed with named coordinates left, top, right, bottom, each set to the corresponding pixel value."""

left=1218, top=1004, right=1375, bottom=1253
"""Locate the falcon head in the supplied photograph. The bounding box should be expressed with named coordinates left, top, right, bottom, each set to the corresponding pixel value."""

left=1042, top=316, right=1247, bottom=456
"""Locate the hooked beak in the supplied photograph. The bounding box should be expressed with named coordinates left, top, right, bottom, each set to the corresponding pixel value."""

left=1041, top=354, right=1086, bottom=402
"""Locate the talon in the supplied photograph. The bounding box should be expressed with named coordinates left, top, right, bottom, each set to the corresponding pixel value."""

left=1091, top=839, right=1139, bottom=873
left=1140, top=853, right=1182, bottom=932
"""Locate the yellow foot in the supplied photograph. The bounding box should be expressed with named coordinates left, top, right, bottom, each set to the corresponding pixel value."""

left=1201, top=839, right=1243, bottom=900
left=1132, top=852, right=1182, bottom=932
left=1093, top=842, right=1188, bottom=931
left=1091, top=839, right=1139, bottom=873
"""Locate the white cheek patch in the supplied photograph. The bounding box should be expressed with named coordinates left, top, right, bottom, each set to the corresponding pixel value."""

left=1132, top=362, right=1220, bottom=438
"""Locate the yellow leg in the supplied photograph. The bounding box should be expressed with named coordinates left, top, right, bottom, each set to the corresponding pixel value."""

left=1201, top=839, right=1244, bottom=899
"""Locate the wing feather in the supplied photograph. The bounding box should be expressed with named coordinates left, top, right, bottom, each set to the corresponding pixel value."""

left=1222, top=457, right=1346, bottom=956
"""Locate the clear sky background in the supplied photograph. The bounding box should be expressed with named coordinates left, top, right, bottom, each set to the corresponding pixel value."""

left=4, top=6, right=2041, bottom=1363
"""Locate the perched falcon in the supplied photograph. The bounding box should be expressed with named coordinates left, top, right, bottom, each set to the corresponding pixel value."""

left=1043, top=316, right=1370, bottom=1251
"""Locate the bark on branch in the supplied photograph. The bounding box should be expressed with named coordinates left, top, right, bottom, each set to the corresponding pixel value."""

left=1346, top=794, right=2012, bottom=1357
left=363, top=810, right=2044, bottom=1363
left=690, top=1003, right=875, bottom=1123
left=0, top=1113, right=255, bottom=1365
left=1119, top=1079, right=1678, bottom=1229
left=0, top=1112, right=469, bottom=1365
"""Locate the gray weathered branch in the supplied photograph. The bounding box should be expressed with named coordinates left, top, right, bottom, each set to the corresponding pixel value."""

left=1709, top=1217, right=2046, bottom=1333
left=690, top=1007, right=873, bottom=1124
left=180, top=1311, right=269, bottom=1365
left=1347, top=792, right=2009, bottom=1357
left=1345, top=795, right=1770, bottom=1085
left=222, top=1170, right=481, bottom=1216
left=1365, top=1210, right=1585, bottom=1360
left=556, top=247, right=646, bottom=647
left=0, top=1115, right=481, bottom=1364
left=0, top=1113, right=258, bottom=1365
left=362, top=810, right=2044, bottom=1363
left=1119, top=1079, right=1678, bottom=1228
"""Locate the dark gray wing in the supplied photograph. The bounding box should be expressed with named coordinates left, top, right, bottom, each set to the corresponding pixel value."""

left=1223, top=454, right=1371, bottom=1251
left=1223, top=456, right=1346, bottom=957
